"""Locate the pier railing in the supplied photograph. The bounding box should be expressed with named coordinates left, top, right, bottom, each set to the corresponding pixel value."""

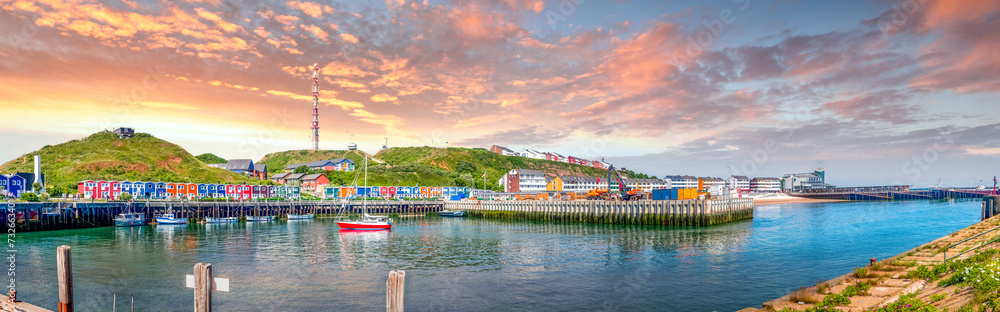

left=945, top=196, right=1000, bottom=261
left=444, top=198, right=753, bottom=226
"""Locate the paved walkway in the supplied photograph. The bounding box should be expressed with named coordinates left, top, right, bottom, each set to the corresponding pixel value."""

left=740, top=215, right=1000, bottom=311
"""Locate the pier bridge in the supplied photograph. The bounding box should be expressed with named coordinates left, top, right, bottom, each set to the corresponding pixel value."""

left=793, top=189, right=994, bottom=201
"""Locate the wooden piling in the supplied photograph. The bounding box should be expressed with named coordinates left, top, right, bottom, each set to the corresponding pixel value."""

left=386, top=270, right=405, bottom=312
left=194, top=263, right=212, bottom=312
left=57, top=245, right=72, bottom=312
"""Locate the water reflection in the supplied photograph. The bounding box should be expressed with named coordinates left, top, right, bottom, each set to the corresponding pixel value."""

left=14, top=201, right=981, bottom=312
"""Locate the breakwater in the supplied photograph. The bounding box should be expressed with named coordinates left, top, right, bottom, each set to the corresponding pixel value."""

left=444, top=198, right=754, bottom=226
left=3, top=200, right=444, bottom=232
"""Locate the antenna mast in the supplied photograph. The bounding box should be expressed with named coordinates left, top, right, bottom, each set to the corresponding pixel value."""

left=311, top=63, right=320, bottom=150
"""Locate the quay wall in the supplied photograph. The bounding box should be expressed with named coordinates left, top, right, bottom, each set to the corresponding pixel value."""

left=444, top=199, right=754, bottom=226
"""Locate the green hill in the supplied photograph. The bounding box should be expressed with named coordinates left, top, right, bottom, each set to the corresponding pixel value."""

left=0, top=131, right=255, bottom=196
left=255, top=146, right=623, bottom=191
left=195, top=153, right=227, bottom=164
left=256, top=150, right=371, bottom=173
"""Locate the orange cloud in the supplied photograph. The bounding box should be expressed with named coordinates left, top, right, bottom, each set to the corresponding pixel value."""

left=302, top=24, right=330, bottom=42
left=370, top=94, right=398, bottom=103
left=339, top=33, right=358, bottom=44
left=286, top=1, right=335, bottom=18
left=265, top=90, right=363, bottom=110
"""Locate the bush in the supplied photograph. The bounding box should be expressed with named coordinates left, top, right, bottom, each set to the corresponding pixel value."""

left=19, top=192, right=39, bottom=202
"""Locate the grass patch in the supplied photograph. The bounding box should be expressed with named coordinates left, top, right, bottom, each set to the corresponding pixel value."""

left=929, top=293, right=946, bottom=302
left=855, top=267, right=875, bottom=278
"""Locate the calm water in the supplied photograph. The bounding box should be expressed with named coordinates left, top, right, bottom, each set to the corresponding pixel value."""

left=14, top=200, right=980, bottom=311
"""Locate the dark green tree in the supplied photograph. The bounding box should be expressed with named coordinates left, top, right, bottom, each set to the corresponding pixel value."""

left=294, top=166, right=310, bottom=174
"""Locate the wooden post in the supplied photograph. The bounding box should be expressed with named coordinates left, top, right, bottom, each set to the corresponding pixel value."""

left=194, top=263, right=212, bottom=312
left=57, top=245, right=73, bottom=312
left=386, top=270, right=405, bottom=312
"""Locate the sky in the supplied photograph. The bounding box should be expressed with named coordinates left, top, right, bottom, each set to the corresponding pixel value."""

left=0, top=0, right=998, bottom=187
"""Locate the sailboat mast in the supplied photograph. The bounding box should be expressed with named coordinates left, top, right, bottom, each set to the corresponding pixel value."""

left=363, top=154, right=368, bottom=216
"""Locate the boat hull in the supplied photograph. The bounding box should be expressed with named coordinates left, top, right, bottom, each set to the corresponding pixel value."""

left=246, top=216, right=275, bottom=222
left=287, top=214, right=314, bottom=220
left=336, top=221, right=391, bottom=230
left=156, top=218, right=187, bottom=224
left=115, top=220, right=147, bottom=227
left=438, top=210, right=466, bottom=217
left=205, top=217, right=239, bottom=223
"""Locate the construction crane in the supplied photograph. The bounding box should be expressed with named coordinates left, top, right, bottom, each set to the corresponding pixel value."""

left=607, top=165, right=644, bottom=201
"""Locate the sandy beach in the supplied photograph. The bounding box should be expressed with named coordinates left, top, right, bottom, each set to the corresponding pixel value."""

left=751, top=196, right=847, bottom=206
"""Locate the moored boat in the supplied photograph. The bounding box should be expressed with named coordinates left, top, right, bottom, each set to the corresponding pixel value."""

left=287, top=213, right=314, bottom=220
left=246, top=215, right=275, bottom=222
left=336, top=215, right=392, bottom=230
left=336, top=156, right=392, bottom=230
left=155, top=213, right=187, bottom=224
left=115, top=213, right=147, bottom=227
left=438, top=210, right=466, bottom=217
left=205, top=217, right=239, bottom=223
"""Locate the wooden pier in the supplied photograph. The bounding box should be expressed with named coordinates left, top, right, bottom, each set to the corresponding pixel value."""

left=444, top=199, right=754, bottom=226
left=3, top=200, right=444, bottom=232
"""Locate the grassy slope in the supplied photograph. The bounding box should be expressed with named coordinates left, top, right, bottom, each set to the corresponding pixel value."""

left=256, top=147, right=619, bottom=191
left=195, top=153, right=227, bottom=164
left=256, top=150, right=370, bottom=173
left=0, top=131, right=255, bottom=194
left=372, top=146, right=614, bottom=189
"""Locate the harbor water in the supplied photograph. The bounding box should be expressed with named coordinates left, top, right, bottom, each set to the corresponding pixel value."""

left=13, top=200, right=980, bottom=311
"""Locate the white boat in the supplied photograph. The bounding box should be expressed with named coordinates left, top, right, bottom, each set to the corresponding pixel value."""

left=115, top=212, right=146, bottom=227
left=205, top=217, right=239, bottom=223
left=155, top=213, right=187, bottom=224
left=336, top=156, right=392, bottom=230
left=287, top=213, right=314, bottom=220
left=246, top=215, right=275, bottom=222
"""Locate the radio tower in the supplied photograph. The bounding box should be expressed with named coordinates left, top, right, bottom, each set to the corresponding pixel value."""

left=311, top=63, right=320, bottom=150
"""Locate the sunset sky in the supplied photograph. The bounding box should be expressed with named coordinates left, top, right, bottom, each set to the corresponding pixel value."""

left=1, top=0, right=998, bottom=187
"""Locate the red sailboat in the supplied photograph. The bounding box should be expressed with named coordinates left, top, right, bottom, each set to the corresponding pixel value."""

left=336, top=155, right=392, bottom=230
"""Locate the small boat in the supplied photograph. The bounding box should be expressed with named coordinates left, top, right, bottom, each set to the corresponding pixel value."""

left=246, top=215, right=275, bottom=222
left=438, top=210, right=466, bottom=217
left=155, top=213, right=187, bottom=224
left=205, top=217, right=239, bottom=223
left=336, top=214, right=392, bottom=230
left=114, top=213, right=147, bottom=227
left=287, top=213, right=314, bottom=220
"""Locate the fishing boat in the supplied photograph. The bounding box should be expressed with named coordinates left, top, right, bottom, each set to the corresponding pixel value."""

left=337, top=156, right=392, bottom=230
left=155, top=213, right=187, bottom=224
left=246, top=215, right=275, bottom=222
left=114, top=212, right=147, bottom=227
left=438, top=210, right=466, bottom=217
left=205, top=217, right=239, bottom=223
left=287, top=213, right=314, bottom=220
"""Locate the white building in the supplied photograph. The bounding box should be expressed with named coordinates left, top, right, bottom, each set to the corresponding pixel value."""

left=662, top=175, right=698, bottom=189
left=750, top=177, right=782, bottom=192
left=782, top=169, right=825, bottom=192
left=727, top=175, right=751, bottom=192
left=501, top=169, right=547, bottom=193
left=550, top=152, right=567, bottom=163
left=557, top=176, right=604, bottom=192
left=632, top=178, right=668, bottom=192
left=520, top=149, right=547, bottom=160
